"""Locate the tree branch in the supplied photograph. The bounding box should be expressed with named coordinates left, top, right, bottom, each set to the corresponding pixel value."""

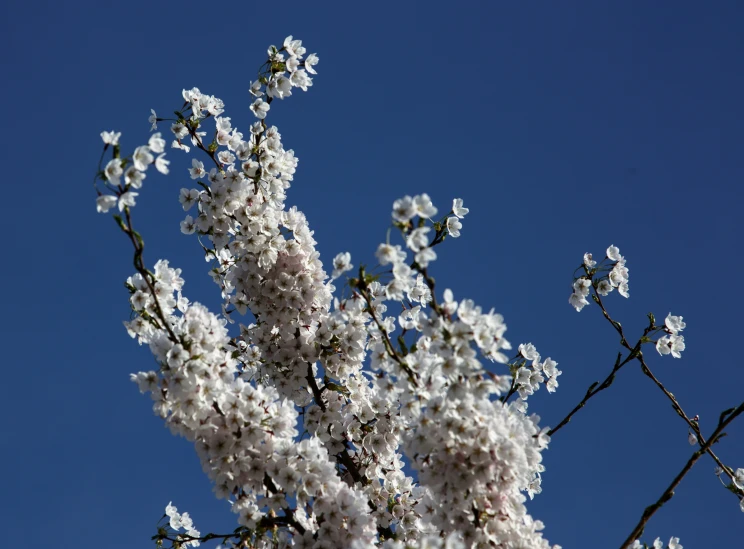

left=619, top=402, right=744, bottom=548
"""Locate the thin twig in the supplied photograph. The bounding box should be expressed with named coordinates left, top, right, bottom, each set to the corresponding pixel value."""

left=549, top=350, right=634, bottom=436
left=619, top=402, right=744, bottom=548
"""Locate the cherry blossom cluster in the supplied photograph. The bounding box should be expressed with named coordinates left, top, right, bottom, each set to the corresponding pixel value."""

left=569, top=245, right=629, bottom=312
left=164, top=502, right=201, bottom=547
left=358, top=193, right=558, bottom=543
left=94, top=32, right=563, bottom=542
left=96, top=130, right=170, bottom=213
left=379, top=532, right=465, bottom=549
left=655, top=313, right=686, bottom=359
left=92, top=34, right=725, bottom=549
left=162, top=40, right=443, bottom=543
left=126, top=261, right=378, bottom=547
left=512, top=343, right=562, bottom=413
left=406, top=377, right=552, bottom=546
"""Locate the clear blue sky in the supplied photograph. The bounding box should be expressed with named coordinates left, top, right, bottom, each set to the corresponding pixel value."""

left=1, top=1, right=742, bottom=547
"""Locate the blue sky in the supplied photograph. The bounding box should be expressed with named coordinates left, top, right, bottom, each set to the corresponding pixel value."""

left=1, top=1, right=743, bottom=547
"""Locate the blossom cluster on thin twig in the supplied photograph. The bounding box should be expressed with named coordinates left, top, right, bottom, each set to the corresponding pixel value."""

left=92, top=35, right=744, bottom=549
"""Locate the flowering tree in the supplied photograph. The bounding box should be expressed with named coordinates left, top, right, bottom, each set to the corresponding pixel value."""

left=93, top=37, right=743, bottom=549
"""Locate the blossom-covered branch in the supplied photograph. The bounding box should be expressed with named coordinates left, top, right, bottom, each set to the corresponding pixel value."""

left=92, top=35, right=743, bottom=549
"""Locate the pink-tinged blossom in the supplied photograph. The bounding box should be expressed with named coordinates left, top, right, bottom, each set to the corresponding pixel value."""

left=96, top=38, right=569, bottom=549
left=188, top=159, right=206, bottom=180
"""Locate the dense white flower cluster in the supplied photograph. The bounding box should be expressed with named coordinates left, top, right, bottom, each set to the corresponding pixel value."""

left=112, top=42, right=557, bottom=542
left=126, top=261, right=378, bottom=547
left=93, top=34, right=718, bottom=548
left=94, top=34, right=564, bottom=548
left=513, top=343, right=562, bottom=412
left=407, top=378, right=551, bottom=546
left=379, top=532, right=465, bottom=549
left=569, top=245, right=629, bottom=312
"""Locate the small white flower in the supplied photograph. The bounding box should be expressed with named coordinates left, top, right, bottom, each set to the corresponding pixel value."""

left=96, top=195, right=117, bottom=213
left=618, top=281, right=630, bottom=298
left=331, top=252, right=353, bottom=279
left=118, top=191, right=138, bottom=211
left=104, top=158, right=123, bottom=185
left=406, top=227, right=430, bottom=252
left=656, top=334, right=686, bottom=358
left=446, top=216, right=462, bottom=238
left=573, top=278, right=591, bottom=297
left=171, top=123, right=189, bottom=139
left=392, top=195, right=416, bottom=222
left=148, top=132, right=166, bottom=153
left=133, top=145, right=154, bottom=171
left=124, top=167, right=145, bottom=189
left=189, top=159, right=206, bottom=180
left=250, top=99, right=270, bottom=119
left=180, top=215, right=196, bottom=235
left=155, top=154, right=170, bottom=174
left=665, top=313, right=686, bottom=335
left=171, top=140, right=190, bottom=153
left=249, top=80, right=264, bottom=97
left=305, top=53, right=319, bottom=74
left=607, top=245, right=622, bottom=261
left=733, top=468, right=744, bottom=490
left=518, top=343, right=540, bottom=363
left=452, top=198, right=469, bottom=218
left=597, top=279, right=613, bottom=296
left=413, top=193, right=438, bottom=218
left=100, top=130, right=121, bottom=145
left=569, top=292, right=589, bottom=312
